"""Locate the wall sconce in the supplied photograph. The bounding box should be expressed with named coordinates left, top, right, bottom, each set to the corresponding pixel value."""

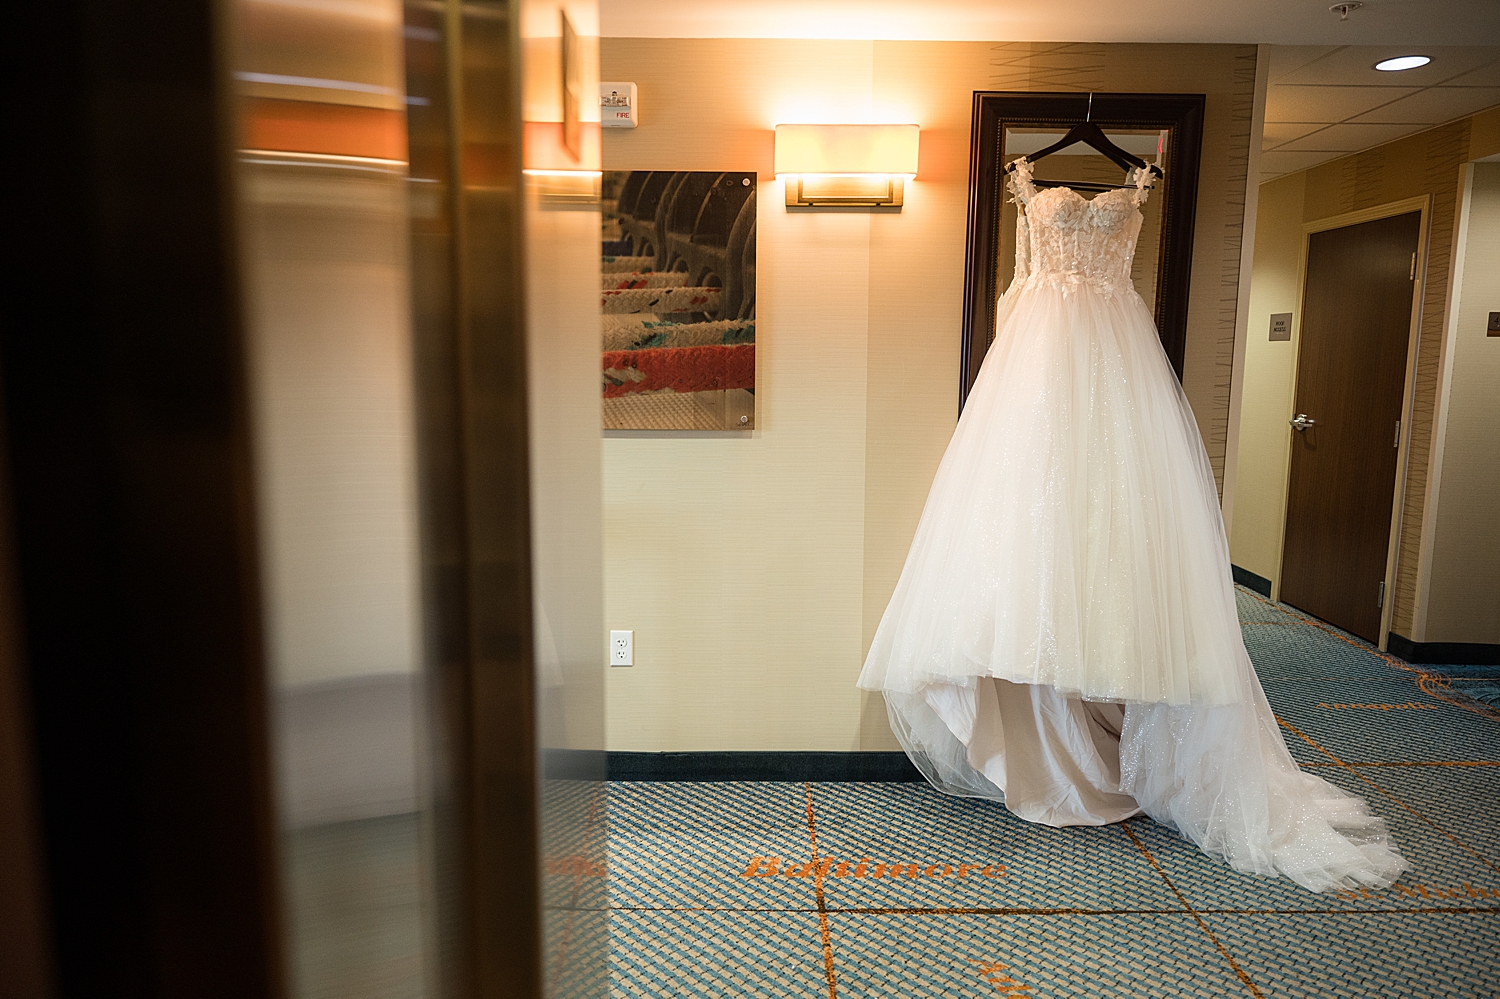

left=774, top=123, right=919, bottom=208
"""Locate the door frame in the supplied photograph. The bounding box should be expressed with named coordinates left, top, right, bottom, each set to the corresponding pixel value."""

left=1271, top=194, right=1430, bottom=650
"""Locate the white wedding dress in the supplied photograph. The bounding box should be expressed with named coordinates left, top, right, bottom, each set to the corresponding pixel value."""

left=857, top=158, right=1406, bottom=891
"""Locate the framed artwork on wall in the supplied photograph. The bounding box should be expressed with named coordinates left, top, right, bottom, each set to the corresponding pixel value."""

left=601, top=170, right=757, bottom=430
left=960, top=91, right=1205, bottom=411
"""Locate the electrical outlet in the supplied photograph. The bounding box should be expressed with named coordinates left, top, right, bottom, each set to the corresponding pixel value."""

left=609, top=630, right=633, bottom=667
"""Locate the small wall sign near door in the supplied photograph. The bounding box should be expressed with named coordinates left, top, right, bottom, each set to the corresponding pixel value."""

left=1270, top=313, right=1292, bottom=341
left=1488, top=311, right=1499, bottom=336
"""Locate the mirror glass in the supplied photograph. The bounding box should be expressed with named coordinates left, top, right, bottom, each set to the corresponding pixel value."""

left=997, top=127, right=1171, bottom=345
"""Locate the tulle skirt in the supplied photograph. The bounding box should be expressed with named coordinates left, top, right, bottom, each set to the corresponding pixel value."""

left=857, top=277, right=1407, bottom=892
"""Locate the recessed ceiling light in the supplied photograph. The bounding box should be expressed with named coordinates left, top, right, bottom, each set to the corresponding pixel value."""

left=1375, top=56, right=1432, bottom=72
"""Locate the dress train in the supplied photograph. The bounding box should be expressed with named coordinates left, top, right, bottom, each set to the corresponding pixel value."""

left=857, top=158, right=1406, bottom=891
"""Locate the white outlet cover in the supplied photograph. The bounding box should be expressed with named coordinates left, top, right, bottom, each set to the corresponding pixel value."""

left=609, top=630, right=633, bottom=666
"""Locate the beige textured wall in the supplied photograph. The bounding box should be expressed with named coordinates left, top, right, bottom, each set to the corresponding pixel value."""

left=1230, top=107, right=1500, bottom=643
left=1421, top=162, right=1500, bottom=645
left=602, top=40, right=877, bottom=751
left=1228, top=172, right=1305, bottom=587
left=525, top=0, right=608, bottom=751
left=601, top=39, right=1256, bottom=751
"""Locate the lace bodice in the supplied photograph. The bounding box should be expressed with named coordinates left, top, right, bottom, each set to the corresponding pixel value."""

left=1008, top=157, right=1156, bottom=298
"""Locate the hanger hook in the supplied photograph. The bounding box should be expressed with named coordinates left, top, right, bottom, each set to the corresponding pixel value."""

left=1086, top=92, right=1093, bottom=122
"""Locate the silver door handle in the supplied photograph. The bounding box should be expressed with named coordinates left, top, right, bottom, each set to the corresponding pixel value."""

left=1289, top=413, right=1316, bottom=431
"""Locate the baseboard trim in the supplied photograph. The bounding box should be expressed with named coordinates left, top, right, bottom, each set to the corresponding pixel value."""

left=1386, top=633, right=1500, bottom=667
left=606, top=751, right=924, bottom=782
left=1231, top=564, right=1272, bottom=597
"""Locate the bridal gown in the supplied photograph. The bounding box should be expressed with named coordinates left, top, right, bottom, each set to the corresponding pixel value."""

left=856, top=158, right=1406, bottom=891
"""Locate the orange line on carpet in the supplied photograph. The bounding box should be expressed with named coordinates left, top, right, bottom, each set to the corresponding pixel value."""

left=597, top=900, right=1500, bottom=912
left=847, top=905, right=1499, bottom=916
left=1301, top=761, right=1500, bottom=767
left=1241, top=589, right=1500, bottom=723
left=605, top=904, right=1500, bottom=916
left=1276, top=717, right=1500, bottom=877
left=1120, top=821, right=1266, bottom=999
left=803, top=782, right=838, bottom=999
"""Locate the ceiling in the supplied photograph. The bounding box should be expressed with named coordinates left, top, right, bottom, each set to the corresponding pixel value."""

left=1260, top=45, right=1500, bottom=182
left=598, top=2, right=1500, bottom=185
left=600, top=0, right=1500, bottom=45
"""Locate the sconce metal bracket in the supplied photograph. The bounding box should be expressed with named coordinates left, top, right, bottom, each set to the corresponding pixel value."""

left=784, top=174, right=904, bottom=208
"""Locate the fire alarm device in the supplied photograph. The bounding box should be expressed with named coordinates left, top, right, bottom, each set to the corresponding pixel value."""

left=601, top=82, right=638, bottom=128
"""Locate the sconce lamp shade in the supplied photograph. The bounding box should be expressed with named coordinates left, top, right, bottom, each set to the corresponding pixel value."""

left=774, top=124, right=919, bottom=176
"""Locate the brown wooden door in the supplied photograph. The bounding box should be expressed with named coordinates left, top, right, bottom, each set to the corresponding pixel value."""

left=1281, top=211, right=1421, bottom=642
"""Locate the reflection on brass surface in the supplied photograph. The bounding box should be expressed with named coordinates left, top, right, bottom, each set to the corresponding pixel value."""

left=784, top=174, right=904, bottom=208
left=527, top=170, right=602, bottom=205
left=232, top=0, right=432, bottom=995
left=402, top=0, right=548, bottom=996
left=561, top=13, right=581, bottom=158
left=403, top=1, right=607, bottom=997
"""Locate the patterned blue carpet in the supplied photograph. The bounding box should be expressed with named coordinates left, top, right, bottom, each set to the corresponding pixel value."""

left=601, top=587, right=1500, bottom=998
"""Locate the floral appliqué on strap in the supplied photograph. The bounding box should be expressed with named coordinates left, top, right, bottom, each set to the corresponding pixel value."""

left=1007, top=157, right=1038, bottom=206
left=1130, top=165, right=1156, bottom=206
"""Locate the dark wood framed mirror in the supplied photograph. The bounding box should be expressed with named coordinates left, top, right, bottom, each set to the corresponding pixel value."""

left=960, top=91, right=1205, bottom=411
